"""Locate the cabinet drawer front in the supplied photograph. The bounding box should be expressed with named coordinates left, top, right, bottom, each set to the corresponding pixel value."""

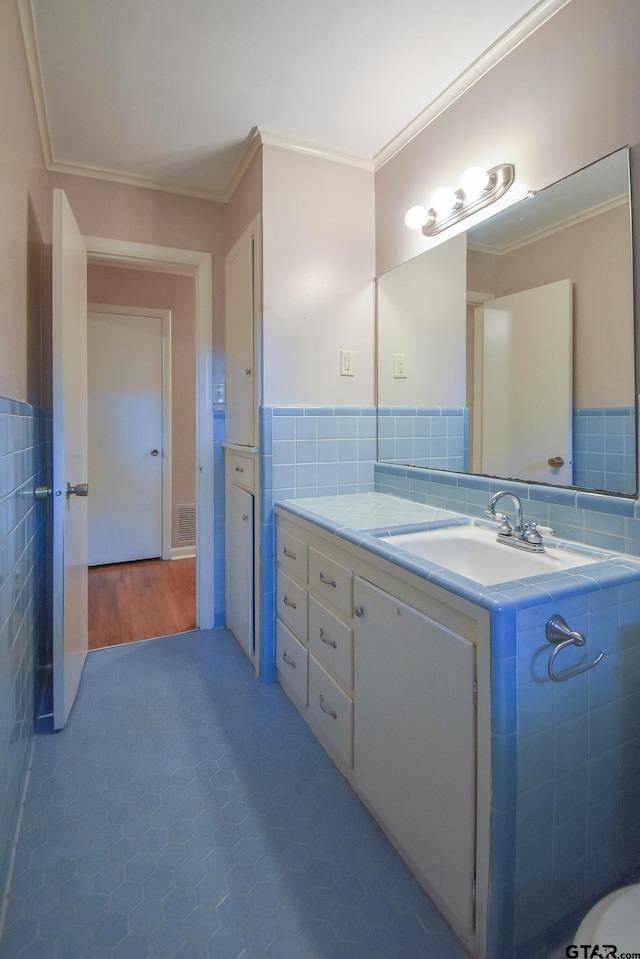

left=308, top=657, right=353, bottom=769
left=276, top=569, right=308, bottom=641
left=276, top=619, right=308, bottom=706
left=276, top=528, right=309, bottom=583
left=309, top=548, right=353, bottom=618
left=308, top=597, right=353, bottom=690
left=229, top=452, right=255, bottom=491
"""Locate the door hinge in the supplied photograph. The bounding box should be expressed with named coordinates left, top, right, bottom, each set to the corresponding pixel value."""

left=473, top=679, right=478, bottom=707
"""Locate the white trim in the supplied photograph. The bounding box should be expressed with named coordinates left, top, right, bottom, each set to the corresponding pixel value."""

left=255, top=127, right=374, bottom=172
left=87, top=303, right=173, bottom=561
left=373, top=0, right=572, bottom=170
left=85, top=237, right=214, bottom=630
left=171, top=547, right=196, bottom=560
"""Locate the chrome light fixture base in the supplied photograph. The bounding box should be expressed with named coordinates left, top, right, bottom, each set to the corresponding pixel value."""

left=421, top=163, right=515, bottom=237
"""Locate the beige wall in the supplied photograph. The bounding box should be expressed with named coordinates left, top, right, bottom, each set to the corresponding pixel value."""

left=0, top=1, right=50, bottom=403
left=375, top=0, right=640, bottom=279
left=87, top=265, right=196, bottom=548
left=261, top=144, right=376, bottom=406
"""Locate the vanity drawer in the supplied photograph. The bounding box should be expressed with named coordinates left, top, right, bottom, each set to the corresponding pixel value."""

left=276, top=569, right=308, bottom=641
left=309, top=547, right=353, bottom=619
left=309, top=597, right=353, bottom=690
left=309, top=657, right=353, bottom=769
left=276, top=619, right=308, bottom=707
left=276, top=527, right=309, bottom=583
left=228, top=452, right=255, bottom=491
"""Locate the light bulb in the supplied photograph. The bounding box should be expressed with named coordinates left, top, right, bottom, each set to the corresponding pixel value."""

left=460, top=166, right=491, bottom=201
left=404, top=205, right=429, bottom=230
left=430, top=186, right=458, bottom=217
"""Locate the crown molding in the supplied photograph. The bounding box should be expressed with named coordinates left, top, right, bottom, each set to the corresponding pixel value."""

left=256, top=127, right=374, bottom=171
left=47, top=158, right=228, bottom=203
left=374, top=0, right=572, bottom=170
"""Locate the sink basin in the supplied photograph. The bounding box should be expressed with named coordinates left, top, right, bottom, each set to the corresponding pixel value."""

left=379, top=524, right=604, bottom=586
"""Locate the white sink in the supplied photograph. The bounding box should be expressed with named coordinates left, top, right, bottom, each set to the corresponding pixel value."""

left=379, top=524, right=604, bottom=586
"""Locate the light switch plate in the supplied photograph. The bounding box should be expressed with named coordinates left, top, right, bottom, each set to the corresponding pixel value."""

left=340, top=349, right=355, bottom=376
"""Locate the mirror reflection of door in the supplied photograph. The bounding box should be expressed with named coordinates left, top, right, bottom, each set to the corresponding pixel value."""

left=472, top=279, right=573, bottom=485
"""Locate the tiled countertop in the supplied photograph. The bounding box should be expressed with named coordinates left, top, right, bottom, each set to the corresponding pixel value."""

left=275, top=492, right=640, bottom=612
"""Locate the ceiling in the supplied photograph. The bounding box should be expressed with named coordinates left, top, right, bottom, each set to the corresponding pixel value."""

left=22, top=0, right=565, bottom=202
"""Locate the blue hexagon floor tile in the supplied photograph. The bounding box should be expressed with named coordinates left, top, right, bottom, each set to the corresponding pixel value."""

left=0, top=630, right=467, bottom=959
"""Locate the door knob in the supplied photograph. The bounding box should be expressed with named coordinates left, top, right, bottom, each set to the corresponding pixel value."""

left=66, top=482, right=89, bottom=498
left=150, top=449, right=159, bottom=457
left=547, top=456, right=564, bottom=468
left=34, top=485, right=52, bottom=499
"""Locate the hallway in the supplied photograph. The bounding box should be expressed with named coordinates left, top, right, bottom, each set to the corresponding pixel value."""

left=88, top=558, right=196, bottom=649
left=0, top=630, right=466, bottom=959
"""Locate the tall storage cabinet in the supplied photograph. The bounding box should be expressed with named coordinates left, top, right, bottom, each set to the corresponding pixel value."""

left=224, top=217, right=261, bottom=673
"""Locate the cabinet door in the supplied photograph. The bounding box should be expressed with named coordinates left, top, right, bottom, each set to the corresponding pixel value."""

left=353, top=577, right=476, bottom=939
left=225, top=225, right=255, bottom=447
left=226, top=484, right=254, bottom=658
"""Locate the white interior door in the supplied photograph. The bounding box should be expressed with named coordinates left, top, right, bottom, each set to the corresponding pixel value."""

left=475, top=279, right=573, bottom=484
left=87, top=309, right=166, bottom=566
left=52, top=189, right=89, bottom=729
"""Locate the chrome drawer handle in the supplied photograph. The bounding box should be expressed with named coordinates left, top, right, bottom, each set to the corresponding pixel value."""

left=319, top=628, right=337, bottom=649
left=319, top=694, right=337, bottom=719
left=235, top=466, right=244, bottom=473
left=319, top=571, right=337, bottom=588
left=354, top=606, right=364, bottom=617
left=283, top=547, right=297, bottom=560
left=282, top=650, right=296, bottom=668
left=283, top=595, right=297, bottom=610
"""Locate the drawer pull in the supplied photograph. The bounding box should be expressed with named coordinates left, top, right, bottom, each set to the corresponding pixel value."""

left=355, top=606, right=364, bottom=617
left=235, top=466, right=244, bottom=473
left=319, top=628, right=337, bottom=649
left=283, top=594, right=297, bottom=610
left=319, top=571, right=337, bottom=588
left=319, top=694, right=337, bottom=720
left=283, top=547, right=297, bottom=560
left=282, top=650, right=297, bottom=668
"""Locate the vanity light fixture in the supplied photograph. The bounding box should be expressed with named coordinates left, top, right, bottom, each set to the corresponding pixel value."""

left=405, top=162, right=515, bottom=236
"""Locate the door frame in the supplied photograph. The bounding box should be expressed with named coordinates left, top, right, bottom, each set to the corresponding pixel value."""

left=88, top=303, right=172, bottom=561
left=85, top=237, right=214, bottom=629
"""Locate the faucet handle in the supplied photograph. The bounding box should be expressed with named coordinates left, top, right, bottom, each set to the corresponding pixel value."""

left=523, top=522, right=543, bottom=545
left=494, top=511, right=513, bottom=536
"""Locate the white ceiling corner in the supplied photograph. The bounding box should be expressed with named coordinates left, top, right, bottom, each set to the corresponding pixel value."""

left=21, top=0, right=570, bottom=202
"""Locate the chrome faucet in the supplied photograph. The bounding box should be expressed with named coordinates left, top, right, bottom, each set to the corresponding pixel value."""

left=485, top=490, right=545, bottom=552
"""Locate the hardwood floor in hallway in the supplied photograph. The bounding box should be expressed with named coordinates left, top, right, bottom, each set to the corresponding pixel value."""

left=88, top=556, right=196, bottom=649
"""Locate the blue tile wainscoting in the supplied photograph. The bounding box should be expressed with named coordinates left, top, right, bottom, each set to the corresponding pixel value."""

left=0, top=396, right=51, bottom=920
left=377, top=406, right=468, bottom=472
left=572, top=407, right=636, bottom=494
left=258, top=405, right=376, bottom=682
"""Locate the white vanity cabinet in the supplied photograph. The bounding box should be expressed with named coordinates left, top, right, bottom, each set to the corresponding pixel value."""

left=353, top=576, right=477, bottom=940
left=225, top=447, right=259, bottom=667
left=274, top=508, right=491, bottom=955
left=276, top=520, right=356, bottom=772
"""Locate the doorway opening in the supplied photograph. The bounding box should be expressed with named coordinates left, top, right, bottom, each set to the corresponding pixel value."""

left=84, top=235, right=215, bottom=643
left=86, top=292, right=196, bottom=649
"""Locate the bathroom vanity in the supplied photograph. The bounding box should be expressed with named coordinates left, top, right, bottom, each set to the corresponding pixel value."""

left=273, top=492, right=640, bottom=959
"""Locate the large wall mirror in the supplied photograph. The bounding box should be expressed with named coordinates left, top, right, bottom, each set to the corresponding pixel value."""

left=377, top=148, right=637, bottom=495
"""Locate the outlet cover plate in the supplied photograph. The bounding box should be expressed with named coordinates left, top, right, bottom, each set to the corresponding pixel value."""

left=340, top=349, right=355, bottom=376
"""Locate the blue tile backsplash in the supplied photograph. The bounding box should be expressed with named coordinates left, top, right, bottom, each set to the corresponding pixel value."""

left=0, top=396, right=51, bottom=913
